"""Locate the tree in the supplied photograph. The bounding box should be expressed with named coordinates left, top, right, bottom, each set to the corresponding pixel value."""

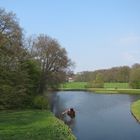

left=0, top=8, right=23, bottom=56
left=129, top=64, right=140, bottom=89
left=92, top=73, right=104, bottom=88
left=0, top=8, right=40, bottom=109
left=75, top=65, right=131, bottom=83
left=0, top=8, right=73, bottom=109
left=30, top=34, right=73, bottom=93
left=86, top=73, right=104, bottom=88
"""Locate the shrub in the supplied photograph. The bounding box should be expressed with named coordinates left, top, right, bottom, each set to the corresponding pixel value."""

left=33, top=95, right=49, bottom=109
left=92, top=81, right=104, bottom=88
left=129, top=66, right=140, bottom=89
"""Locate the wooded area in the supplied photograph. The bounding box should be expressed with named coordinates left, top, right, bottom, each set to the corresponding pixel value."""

left=0, top=8, right=72, bottom=109
left=75, top=64, right=140, bottom=88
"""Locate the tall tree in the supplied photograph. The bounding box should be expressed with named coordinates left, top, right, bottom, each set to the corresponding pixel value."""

left=30, top=34, right=72, bottom=93
left=0, top=8, right=38, bottom=109
left=129, top=64, right=140, bottom=89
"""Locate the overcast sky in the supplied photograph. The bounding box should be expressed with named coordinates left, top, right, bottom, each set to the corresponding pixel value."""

left=0, top=0, right=140, bottom=72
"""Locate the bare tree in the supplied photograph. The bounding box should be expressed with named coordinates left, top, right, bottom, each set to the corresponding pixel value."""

left=0, top=8, right=23, bottom=47
left=30, top=34, right=73, bottom=93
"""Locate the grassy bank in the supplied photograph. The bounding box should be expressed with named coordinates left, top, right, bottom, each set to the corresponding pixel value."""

left=62, top=82, right=129, bottom=89
left=131, top=100, right=140, bottom=122
left=0, top=110, right=76, bottom=140
left=60, top=82, right=140, bottom=94
left=88, top=88, right=140, bottom=94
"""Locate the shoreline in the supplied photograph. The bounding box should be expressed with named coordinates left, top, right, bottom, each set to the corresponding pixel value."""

left=131, top=100, right=140, bottom=123
left=58, top=88, right=140, bottom=94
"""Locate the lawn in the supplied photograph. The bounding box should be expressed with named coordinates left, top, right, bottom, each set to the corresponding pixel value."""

left=0, top=110, right=76, bottom=140
left=131, top=100, right=140, bottom=122
left=61, top=82, right=129, bottom=89
left=61, top=82, right=87, bottom=89
left=104, top=82, right=129, bottom=89
left=60, top=82, right=140, bottom=94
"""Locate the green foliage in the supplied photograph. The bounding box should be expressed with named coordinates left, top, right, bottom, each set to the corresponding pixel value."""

left=0, top=8, right=72, bottom=109
left=130, top=81, right=140, bottom=89
left=33, top=96, right=49, bottom=109
left=21, top=60, right=41, bottom=94
left=75, top=66, right=130, bottom=83
left=0, top=58, right=42, bottom=109
left=131, top=100, right=140, bottom=122
left=92, top=81, right=104, bottom=88
left=0, top=8, right=30, bottom=109
left=129, top=66, right=140, bottom=89
left=85, top=81, right=94, bottom=88
left=0, top=110, right=76, bottom=140
left=86, top=73, right=104, bottom=88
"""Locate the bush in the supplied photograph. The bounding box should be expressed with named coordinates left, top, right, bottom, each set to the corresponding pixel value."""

left=33, top=95, right=49, bottom=109
left=129, top=81, right=140, bottom=89
left=129, top=66, right=140, bottom=89
left=85, top=81, right=94, bottom=88
left=85, top=81, right=104, bottom=88
left=86, top=73, right=104, bottom=88
left=92, top=81, right=104, bottom=88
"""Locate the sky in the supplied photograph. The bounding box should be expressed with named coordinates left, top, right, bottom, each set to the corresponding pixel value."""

left=0, top=0, right=140, bottom=72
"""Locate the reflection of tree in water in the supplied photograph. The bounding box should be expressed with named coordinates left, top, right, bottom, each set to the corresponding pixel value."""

left=47, top=92, right=66, bottom=118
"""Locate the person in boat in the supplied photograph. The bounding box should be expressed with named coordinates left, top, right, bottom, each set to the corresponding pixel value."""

left=62, top=108, right=75, bottom=119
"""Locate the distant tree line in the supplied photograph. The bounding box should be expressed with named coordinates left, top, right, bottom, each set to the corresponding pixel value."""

left=0, top=8, right=72, bottom=109
left=75, top=64, right=140, bottom=89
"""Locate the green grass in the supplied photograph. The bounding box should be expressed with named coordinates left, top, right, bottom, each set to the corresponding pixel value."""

left=131, top=100, right=140, bottom=122
left=0, top=110, right=76, bottom=140
left=88, top=88, right=140, bottom=94
left=61, top=82, right=129, bottom=89
left=61, top=82, right=87, bottom=89
left=60, top=82, right=140, bottom=94
left=104, top=82, right=129, bottom=89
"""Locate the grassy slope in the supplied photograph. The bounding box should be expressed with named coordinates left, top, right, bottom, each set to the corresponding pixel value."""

left=0, top=110, right=76, bottom=140
left=131, top=100, right=140, bottom=122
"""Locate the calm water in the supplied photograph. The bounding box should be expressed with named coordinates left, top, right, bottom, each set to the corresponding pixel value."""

left=48, top=91, right=140, bottom=140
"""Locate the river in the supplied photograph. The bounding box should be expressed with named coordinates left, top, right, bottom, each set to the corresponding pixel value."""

left=48, top=91, right=140, bottom=140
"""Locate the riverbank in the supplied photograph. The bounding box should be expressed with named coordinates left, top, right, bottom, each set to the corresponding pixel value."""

left=0, top=110, right=76, bottom=140
left=59, top=87, right=140, bottom=94
left=131, top=100, right=140, bottom=123
left=88, top=88, right=140, bottom=94
left=60, top=82, right=140, bottom=94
